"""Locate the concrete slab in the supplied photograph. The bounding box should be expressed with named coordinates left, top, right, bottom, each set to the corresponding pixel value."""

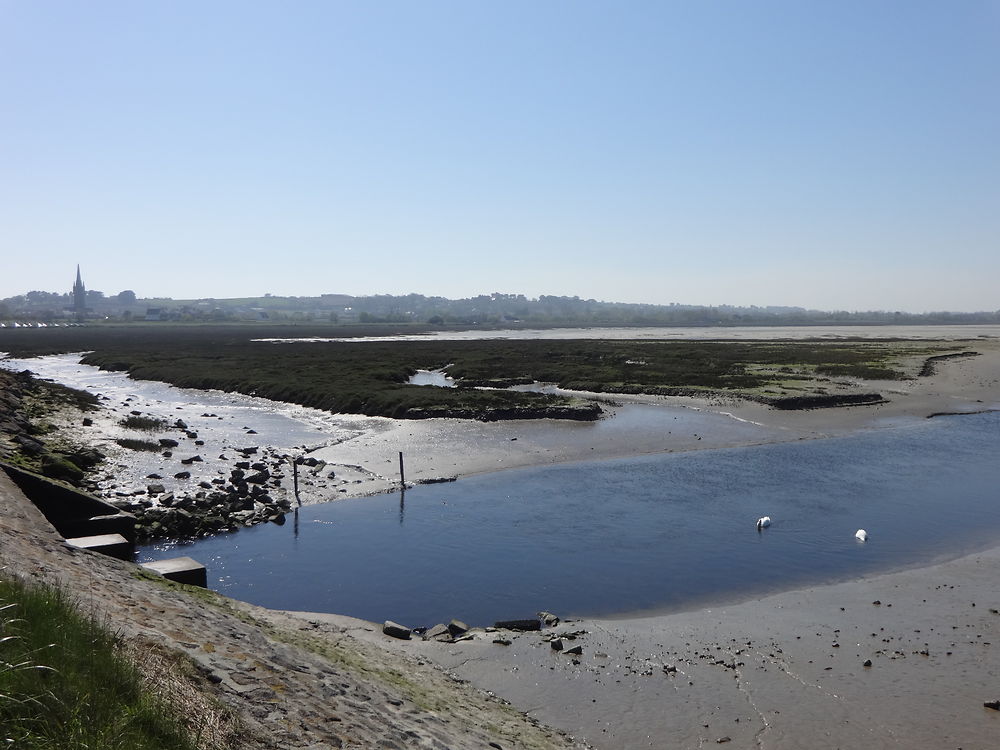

left=65, top=533, right=133, bottom=561
left=140, top=556, right=207, bottom=587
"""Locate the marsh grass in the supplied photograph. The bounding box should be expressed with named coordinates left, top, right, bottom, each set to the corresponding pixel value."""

left=115, top=437, right=162, bottom=452
left=0, top=574, right=200, bottom=750
left=118, top=415, right=168, bottom=431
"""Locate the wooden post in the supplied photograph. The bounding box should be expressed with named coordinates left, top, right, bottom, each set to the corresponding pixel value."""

left=292, top=457, right=301, bottom=506
left=398, top=451, right=405, bottom=486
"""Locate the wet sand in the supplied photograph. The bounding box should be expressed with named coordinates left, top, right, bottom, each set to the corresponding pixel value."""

left=334, top=545, right=999, bottom=749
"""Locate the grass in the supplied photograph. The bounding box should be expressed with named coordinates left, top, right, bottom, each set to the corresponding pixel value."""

left=118, top=416, right=168, bottom=431
left=0, top=324, right=969, bottom=418
left=115, top=438, right=162, bottom=452
left=0, top=573, right=202, bottom=750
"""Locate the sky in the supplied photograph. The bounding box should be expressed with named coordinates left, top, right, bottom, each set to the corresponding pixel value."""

left=2, top=1, right=998, bottom=313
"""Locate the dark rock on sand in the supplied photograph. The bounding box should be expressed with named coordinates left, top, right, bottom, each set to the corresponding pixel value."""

left=495, top=619, right=541, bottom=632
left=383, top=621, right=412, bottom=640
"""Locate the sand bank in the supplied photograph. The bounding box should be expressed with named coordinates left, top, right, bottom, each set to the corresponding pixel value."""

left=330, top=545, right=998, bottom=749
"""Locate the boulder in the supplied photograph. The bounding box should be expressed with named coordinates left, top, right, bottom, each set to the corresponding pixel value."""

left=494, top=619, right=541, bottom=632
left=424, top=624, right=452, bottom=642
left=447, top=619, right=470, bottom=636
left=14, top=434, right=45, bottom=456
left=147, top=483, right=166, bottom=495
left=383, top=621, right=412, bottom=640
left=39, top=452, right=84, bottom=482
left=538, top=611, right=560, bottom=627
left=158, top=438, right=179, bottom=448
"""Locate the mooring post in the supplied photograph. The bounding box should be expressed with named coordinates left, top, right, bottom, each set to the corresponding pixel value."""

left=398, top=451, right=405, bottom=486
left=292, top=456, right=301, bottom=506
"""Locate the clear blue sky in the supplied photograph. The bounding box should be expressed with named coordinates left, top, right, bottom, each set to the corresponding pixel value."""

left=2, top=1, right=998, bottom=312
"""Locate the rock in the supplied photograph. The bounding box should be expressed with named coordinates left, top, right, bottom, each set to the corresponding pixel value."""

left=538, top=611, right=560, bottom=627
left=82, top=417, right=93, bottom=426
left=494, top=619, right=541, bottom=631
left=984, top=700, right=1000, bottom=711
left=147, top=484, right=166, bottom=495
left=383, top=621, right=412, bottom=640
left=146, top=473, right=163, bottom=479
left=550, top=639, right=565, bottom=651
left=180, top=455, right=203, bottom=465
left=174, top=471, right=191, bottom=480
left=424, top=624, right=452, bottom=642
left=863, top=659, right=873, bottom=667
left=492, top=638, right=512, bottom=646
left=563, top=644, right=583, bottom=656
left=14, top=434, right=45, bottom=456
left=158, top=438, right=179, bottom=448
left=447, top=619, right=469, bottom=636
left=39, top=452, right=84, bottom=482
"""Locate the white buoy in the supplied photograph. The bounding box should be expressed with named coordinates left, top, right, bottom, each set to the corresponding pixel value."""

left=855, top=529, right=868, bottom=542
left=756, top=516, right=771, bottom=530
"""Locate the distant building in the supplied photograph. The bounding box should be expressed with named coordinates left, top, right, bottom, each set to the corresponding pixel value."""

left=72, top=265, right=86, bottom=321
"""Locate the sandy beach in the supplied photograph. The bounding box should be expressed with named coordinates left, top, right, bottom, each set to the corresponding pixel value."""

left=305, top=545, right=1000, bottom=749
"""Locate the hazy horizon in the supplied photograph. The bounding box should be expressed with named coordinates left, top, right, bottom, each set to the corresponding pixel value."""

left=2, top=2, right=997, bottom=313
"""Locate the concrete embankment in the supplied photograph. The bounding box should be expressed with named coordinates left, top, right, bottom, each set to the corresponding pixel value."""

left=0, top=469, right=585, bottom=750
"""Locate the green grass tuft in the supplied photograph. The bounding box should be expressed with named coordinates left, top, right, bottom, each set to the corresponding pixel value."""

left=0, top=574, right=200, bottom=750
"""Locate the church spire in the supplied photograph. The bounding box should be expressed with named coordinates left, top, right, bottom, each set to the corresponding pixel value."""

left=73, top=265, right=86, bottom=321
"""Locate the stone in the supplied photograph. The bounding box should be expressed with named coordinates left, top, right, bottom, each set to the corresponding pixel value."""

left=494, top=619, right=541, bottom=631
left=147, top=483, right=166, bottom=495
left=563, top=644, right=583, bottom=656
left=65, top=533, right=133, bottom=560
left=984, top=700, right=1000, bottom=711
left=447, top=619, right=469, bottom=636
left=15, top=434, right=45, bottom=456
left=39, top=452, right=84, bottom=482
left=159, top=438, right=179, bottom=448
left=538, top=611, right=560, bottom=627
left=174, top=471, right=191, bottom=480
left=382, top=621, right=412, bottom=640
left=180, top=455, right=203, bottom=465
left=550, top=638, right=565, bottom=651
left=82, top=417, right=93, bottom=426
left=424, top=624, right=452, bottom=641
left=141, top=556, right=207, bottom=587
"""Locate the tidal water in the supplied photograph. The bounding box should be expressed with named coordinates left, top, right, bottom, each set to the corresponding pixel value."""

left=139, top=411, right=1000, bottom=627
